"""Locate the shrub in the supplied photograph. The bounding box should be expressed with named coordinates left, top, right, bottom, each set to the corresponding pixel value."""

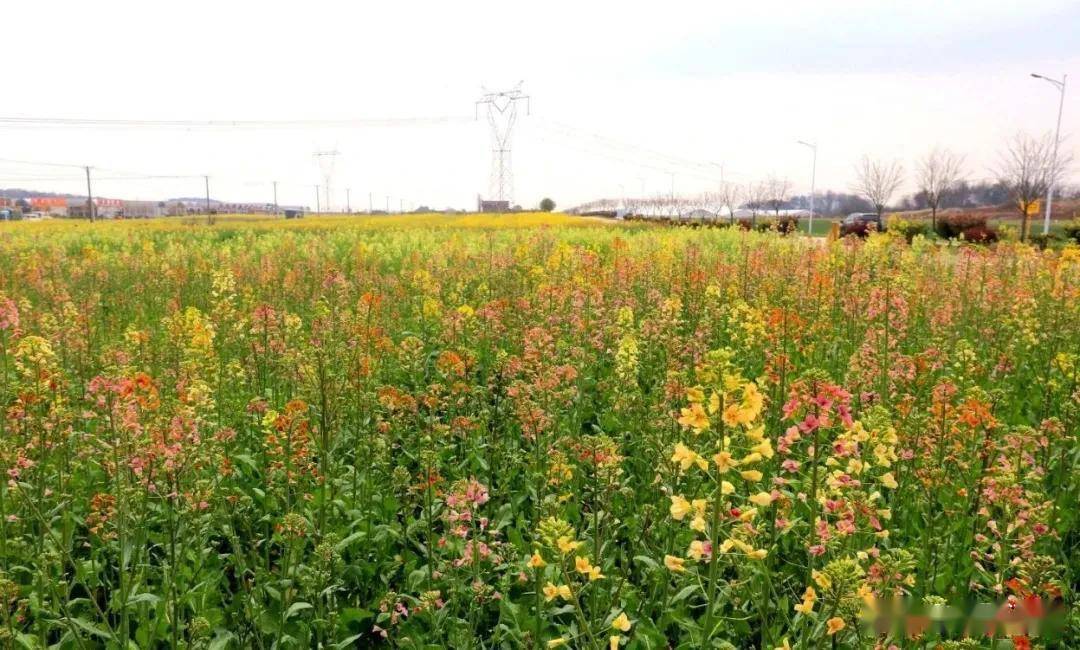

left=1063, top=219, right=1080, bottom=244
left=887, top=217, right=931, bottom=243
left=774, top=216, right=800, bottom=234
left=935, top=213, right=989, bottom=239
left=1030, top=232, right=1062, bottom=250
left=959, top=224, right=998, bottom=244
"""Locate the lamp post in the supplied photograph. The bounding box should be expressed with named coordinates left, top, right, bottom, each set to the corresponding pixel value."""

left=1031, top=73, right=1067, bottom=235
left=796, top=140, right=818, bottom=235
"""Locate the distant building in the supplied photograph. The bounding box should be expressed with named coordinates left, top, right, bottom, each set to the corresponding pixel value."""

left=121, top=200, right=163, bottom=218
left=477, top=196, right=511, bottom=213
left=216, top=202, right=273, bottom=214
left=31, top=197, right=68, bottom=216
left=66, top=197, right=124, bottom=218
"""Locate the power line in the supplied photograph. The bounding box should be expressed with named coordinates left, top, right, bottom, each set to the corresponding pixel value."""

left=0, top=115, right=473, bottom=130
left=534, top=118, right=741, bottom=179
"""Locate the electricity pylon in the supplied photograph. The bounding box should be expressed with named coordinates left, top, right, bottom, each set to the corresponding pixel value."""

left=476, top=83, right=529, bottom=205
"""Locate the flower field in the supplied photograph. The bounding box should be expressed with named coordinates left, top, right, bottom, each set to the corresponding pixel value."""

left=0, top=214, right=1077, bottom=648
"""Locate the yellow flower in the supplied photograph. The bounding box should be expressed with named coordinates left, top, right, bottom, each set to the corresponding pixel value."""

left=690, top=515, right=707, bottom=532
left=751, top=439, right=774, bottom=459
left=611, top=612, right=632, bottom=632
left=664, top=555, right=686, bottom=572
left=826, top=617, right=846, bottom=635
left=686, top=386, right=705, bottom=403
left=609, top=636, right=622, bottom=650
left=793, top=586, right=816, bottom=614
left=589, top=566, right=604, bottom=581
left=748, top=492, right=773, bottom=507
left=739, top=452, right=763, bottom=465
left=528, top=552, right=546, bottom=569
left=738, top=507, right=758, bottom=522
left=722, top=403, right=743, bottom=427
left=678, top=403, right=710, bottom=432
left=556, top=536, right=581, bottom=555
left=557, top=584, right=572, bottom=600
left=671, top=443, right=707, bottom=471
left=688, top=540, right=707, bottom=560
left=708, top=391, right=721, bottom=414
left=669, top=495, right=692, bottom=521
left=741, top=382, right=764, bottom=421
left=745, top=425, right=766, bottom=442
left=542, top=582, right=559, bottom=601
left=775, top=638, right=792, bottom=650
left=858, top=584, right=876, bottom=607
left=879, top=472, right=898, bottom=489
left=746, top=548, right=768, bottom=560
left=718, top=539, right=735, bottom=553
left=813, top=570, right=832, bottom=590
left=548, top=638, right=567, bottom=648
left=721, top=481, right=735, bottom=495
left=740, top=469, right=763, bottom=482
left=713, top=451, right=737, bottom=473
left=575, top=556, right=593, bottom=574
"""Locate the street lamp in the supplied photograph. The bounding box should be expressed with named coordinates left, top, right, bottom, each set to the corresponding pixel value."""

left=1031, top=73, right=1067, bottom=236
left=796, top=140, right=818, bottom=235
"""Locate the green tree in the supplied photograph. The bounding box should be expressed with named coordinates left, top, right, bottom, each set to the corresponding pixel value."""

left=539, top=197, right=556, bottom=212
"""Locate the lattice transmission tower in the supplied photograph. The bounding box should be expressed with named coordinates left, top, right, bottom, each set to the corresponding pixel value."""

left=313, top=149, right=340, bottom=212
left=476, top=83, right=529, bottom=204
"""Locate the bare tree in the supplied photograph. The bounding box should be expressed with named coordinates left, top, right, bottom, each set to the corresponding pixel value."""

left=764, top=175, right=792, bottom=217
left=745, top=181, right=768, bottom=226
left=916, top=147, right=965, bottom=232
left=852, top=156, right=905, bottom=218
left=996, top=132, right=1073, bottom=241
left=717, top=182, right=742, bottom=224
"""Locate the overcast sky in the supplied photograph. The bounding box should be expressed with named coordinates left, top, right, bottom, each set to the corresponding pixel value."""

left=1, top=0, right=1077, bottom=210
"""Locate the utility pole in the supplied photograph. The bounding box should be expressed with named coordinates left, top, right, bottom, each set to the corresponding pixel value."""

left=204, top=175, right=211, bottom=223
left=272, top=181, right=279, bottom=216
left=346, top=188, right=351, bottom=213
left=315, top=185, right=321, bottom=214
left=368, top=192, right=373, bottom=214
left=85, top=166, right=96, bottom=222
left=1030, top=73, right=1067, bottom=235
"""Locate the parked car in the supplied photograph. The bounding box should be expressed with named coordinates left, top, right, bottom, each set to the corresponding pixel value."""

left=840, top=212, right=884, bottom=237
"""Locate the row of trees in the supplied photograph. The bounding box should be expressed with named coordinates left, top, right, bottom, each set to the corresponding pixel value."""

left=852, top=132, right=1073, bottom=241
left=571, top=131, right=1072, bottom=241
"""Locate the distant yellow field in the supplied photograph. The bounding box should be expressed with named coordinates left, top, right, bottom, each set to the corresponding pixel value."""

left=0, top=211, right=619, bottom=235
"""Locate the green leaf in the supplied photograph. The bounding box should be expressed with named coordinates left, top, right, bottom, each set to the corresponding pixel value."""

left=633, top=555, right=660, bottom=570
left=285, top=601, right=313, bottom=620
left=670, top=584, right=702, bottom=604
left=126, top=592, right=161, bottom=607
left=66, top=617, right=112, bottom=640
left=208, top=631, right=236, bottom=650
left=334, top=530, right=366, bottom=552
